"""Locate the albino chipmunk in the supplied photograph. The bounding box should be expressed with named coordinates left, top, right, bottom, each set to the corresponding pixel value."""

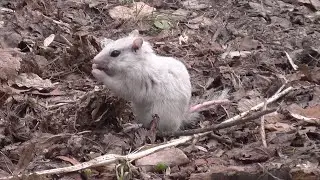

left=92, top=30, right=198, bottom=132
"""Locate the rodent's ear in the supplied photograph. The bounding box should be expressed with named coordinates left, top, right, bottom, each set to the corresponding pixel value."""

left=129, top=29, right=140, bottom=37
left=132, top=38, right=143, bottom=52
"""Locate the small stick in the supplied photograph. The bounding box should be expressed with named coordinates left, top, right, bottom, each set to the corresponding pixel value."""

left=285, top=51, right=298, bottom=71
left=258, top=163, right=284, bottom=180
left=221, top=86, right=293, bottom=124
left=0, top=7, right=14, bottom=13
left=274, top=84, right=286, bottom=95
left=160, top=108, right=277, bottom=137
left=59, top=35, right=73, bottom=47
left=260, top=102, right=268, bottom=148
left=42, top=14, right=71, bottom=28
left=289, top=112, right=320, bottom=125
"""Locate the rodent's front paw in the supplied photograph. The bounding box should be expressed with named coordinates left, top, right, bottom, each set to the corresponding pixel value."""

left=92, top=64, right=98, bottom=69
left=92, top=63, right=115, bottom=76
left=92, top=69, right=109, bottom=83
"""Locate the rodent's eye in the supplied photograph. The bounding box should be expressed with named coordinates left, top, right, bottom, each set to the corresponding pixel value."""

left=110, top=50, right=121, bottom=57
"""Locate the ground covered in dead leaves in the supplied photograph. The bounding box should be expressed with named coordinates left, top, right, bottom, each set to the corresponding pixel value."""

left=0, top=0, right=320, bottom=179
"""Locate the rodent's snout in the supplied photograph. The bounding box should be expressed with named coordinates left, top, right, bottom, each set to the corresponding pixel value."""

left=91, top=59, right=109, bottom=72
left=91, top=58, right=98, bottom=70
left=92, top=56, right=98, bottom=64
left=91, top=55, right=100, bottom=69
left=92, top=63, right=98, bottom=69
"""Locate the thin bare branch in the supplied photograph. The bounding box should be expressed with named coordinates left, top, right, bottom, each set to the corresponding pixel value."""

left=285, top=51, right=298, bottom=71
left=221, top=86, right=293, bottom=124
left=161, top=108, right=277, bottom=137
left=260, top=102, right=268, bottom=148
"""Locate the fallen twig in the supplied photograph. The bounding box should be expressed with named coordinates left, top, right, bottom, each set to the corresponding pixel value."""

left=285, top=51, right=298, bottom=71
left=42, top=14, right=71, bottom=29
left=161, top=108, right=277, bottom=137
left=59, top=34, right=73, bottom=47
left=0, top=7, right=14, bottom=13
left=289, top=111, right=320, bottom=125
left=260, top=102, right=268, bottom=148
left=258, top=163, right=284, bottom=180
left=221, top=86, right=293, bottom=124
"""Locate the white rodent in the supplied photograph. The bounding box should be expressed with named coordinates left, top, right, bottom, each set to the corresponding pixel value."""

left=91, top=30, right=197, bottom=132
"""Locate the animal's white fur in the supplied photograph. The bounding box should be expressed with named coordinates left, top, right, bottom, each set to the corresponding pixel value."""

left=92, top=30, right=195, bottom=132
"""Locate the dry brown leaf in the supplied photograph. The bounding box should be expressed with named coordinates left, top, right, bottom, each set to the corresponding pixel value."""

left=43, top=34, right=55, bottom=47
left=56, top=156, right=80, bottom=165
left=108, top=2, right=155, bottom=20
left=248, top=2, right=271, bottom=16
left=271, top=16, right=292, bottom=29
left=265, top=122, right=294, bottom=132
left=287, top=104, right=320, bottom=124
left=135, top=148, right=190, bottom=168
left=13, top=142, right=36, bottom=175
left=8, top=73, right=54, bottom=91
left=221, top=51, right=252, bottom=59
left=171, top=8, right=190, bottom=21
left=237, top=97, right=264, bottom=112
left=0, top=84, right=25, bottom=105
left=264, top=112, right=284, bottom=123
left=108, top=6, right=132, bottom=20
left=309, top=67, right=320, bottom=83
left=303, top=105, right=320, bottom=118
left=182, top=0, right=211, bottom=10
left=0, top=50, right=21, bottom=81
left=294, top=161, right=320, bottom=176
left=287, top=104, right=320, bottom=118
left=299, top=65, right=320, bottom=84
left=239, top=37, right=261, bottom=50
left=187, top=15, right=214, bottom=29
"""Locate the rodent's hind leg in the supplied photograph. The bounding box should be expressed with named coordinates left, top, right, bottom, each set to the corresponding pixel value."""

left=135, top=113, right=180, bottom=132
left=132, top=103, right=182, bottom=132
left=149, top=114, right=160, bottom=130
left=132, top=105, right=154, bottom=129
left=157, top=116, right=182, bottom=132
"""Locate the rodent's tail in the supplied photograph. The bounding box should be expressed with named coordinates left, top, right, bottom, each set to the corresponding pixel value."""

left=190, top=88, right=230, bottom=113
left=182, top=88, right=231, bottom=129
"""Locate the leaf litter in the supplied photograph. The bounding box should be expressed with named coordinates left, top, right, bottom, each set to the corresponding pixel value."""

left=0, top=0, right=319, bottom=179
